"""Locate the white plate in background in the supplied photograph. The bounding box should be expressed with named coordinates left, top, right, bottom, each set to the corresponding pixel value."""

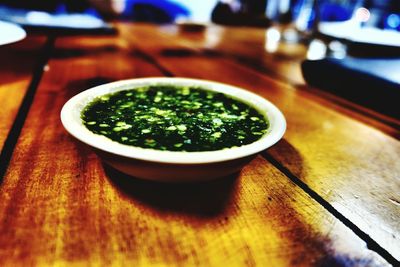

left=0, top=20, right=26, bottom=46
left=319, top=21, right=400, bottom=48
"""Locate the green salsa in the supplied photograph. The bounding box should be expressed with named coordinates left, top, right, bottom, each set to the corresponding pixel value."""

left=81, top=85, right=269, bottom=152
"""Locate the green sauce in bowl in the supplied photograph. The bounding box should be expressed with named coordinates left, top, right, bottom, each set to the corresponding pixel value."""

left=81, top=85, right=269, bottom=152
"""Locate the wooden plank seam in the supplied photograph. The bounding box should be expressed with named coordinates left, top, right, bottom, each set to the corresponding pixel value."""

left=0, top=37, right=56, bottom=182
left=0, top=35, right=396, bottom=265
left=263, top=152, right=399, bottom=266
left=134, top=47, right=398, bottom=266
left=134, top=49, right=174, bottom=77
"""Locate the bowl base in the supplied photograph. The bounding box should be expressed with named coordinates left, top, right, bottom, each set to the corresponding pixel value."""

left=97, top=149, right=255, bottom=183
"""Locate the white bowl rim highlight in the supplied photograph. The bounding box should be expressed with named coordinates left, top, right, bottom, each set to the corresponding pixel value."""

left=61, top=77, right=286, bottom=164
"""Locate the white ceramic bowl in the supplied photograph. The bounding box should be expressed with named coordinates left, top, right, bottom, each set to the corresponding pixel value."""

left=61, top=77, right=286, bottom=182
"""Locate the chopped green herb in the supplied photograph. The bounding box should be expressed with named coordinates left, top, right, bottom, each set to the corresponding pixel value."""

left=166, top=126, right=177, bottom=131
left=81, top=85, right=269, bottom=151
left=212, top=132, right=222, bottom=138
left=176, top=125, right=187, bottom=131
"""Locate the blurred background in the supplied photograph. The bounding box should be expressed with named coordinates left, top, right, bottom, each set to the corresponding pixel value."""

left=0, top=0, right=399, bottom=117
left=0, top=0, right=398, bottom=30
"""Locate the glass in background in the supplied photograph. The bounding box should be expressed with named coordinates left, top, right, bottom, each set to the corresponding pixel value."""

left=306, top=0, right=361, bottom=59
left=264, top=0, right=374, bottom=59
left=265, top=0, right=400, bottom=59
left=265, top=0, right=318, bottom=43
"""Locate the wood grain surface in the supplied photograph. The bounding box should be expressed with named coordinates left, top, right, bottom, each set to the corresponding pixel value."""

left=0, top=36, right=46, bottom=151
left=119, top=24, right=400, bottom=262
left=133, top=24, right=400, bottom=136
left=0, top=31, right=391, bottom=266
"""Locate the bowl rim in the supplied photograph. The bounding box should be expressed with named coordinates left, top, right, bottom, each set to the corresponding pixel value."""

left=60, top=77, right=286, bottom=164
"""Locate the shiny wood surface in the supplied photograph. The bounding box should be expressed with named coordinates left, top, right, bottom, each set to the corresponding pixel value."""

left=122, top=24, right=400, bottom=261
left=0, top=37, right=46, bottom=150
left=127, top=24, right=400, bottom=135
left=0, top=23, right=398, bottom=266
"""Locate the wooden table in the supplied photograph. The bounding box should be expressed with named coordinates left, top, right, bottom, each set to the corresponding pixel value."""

left=0, top=23, right=399, bottom=266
